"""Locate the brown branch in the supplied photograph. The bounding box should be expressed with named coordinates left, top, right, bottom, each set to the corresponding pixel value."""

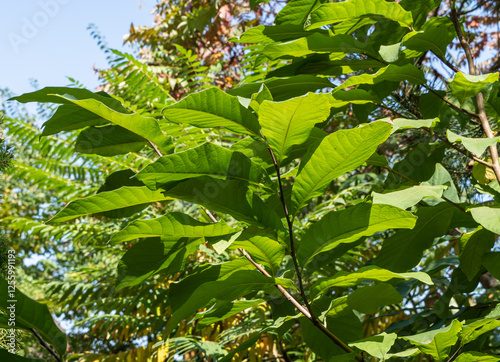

left=148, top=140, right=163, bottom=157
left=450, top=5, right=500, bottom=184
left=431, top=51, right=461, bottom=74
left=30, top=328, right=61, bottom=362
left=422, top=84, right=481, bottom=121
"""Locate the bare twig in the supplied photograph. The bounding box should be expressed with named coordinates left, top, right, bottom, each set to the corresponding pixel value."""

left=148, top=140, right=163, bottom=158
left=30, top=328, right=61, bottom=362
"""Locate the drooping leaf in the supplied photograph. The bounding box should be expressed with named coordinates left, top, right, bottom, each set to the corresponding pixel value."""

left=229, top=227, right=285, bottom=276
left=374, top=203, right=456, bottom=272
left=259, top=93, right=330, bottom=165
left=306, top=0, right=413, bottom=30
left=460, top=306, right=500, bottom=346
left=159, top=177, right=284, bottom=231
left=459, top=227, right=496, bottom=280
left=332, top=64, right=426, bottom=92
left=41, top=104, right=108, bottom=136
left=391, top=118, right=439, bottom=134
left=347, top=284, right=403, bottom=314
left=135, top=143, right=274, bottom=191
left=447, top=129, right=499, bottom=156
left=482, top=252, right=500, bottom=280
left=116, top=237, right=203, bottom=289
left=469, top=206, right=500, bottom=234
left=110, top=212, right=237, bottom=243
left=0, top=277, right=67, bottom=357
left=196, top=299, right=265, bottom=329
left=75, top=125, right=147, bottom=156
left=292, top=121, right=392, bottom=216
left=449, top=72, right=499, bottom=105
left=310, top=266, right=433, bottom=299
left=403, top=320, right=463, bottom=361
left=349, top=332, right=398, bottom=360
left=262, top=33, right=379, bottom=60
left=163, top=88, right=262, bottom=138
left=402, top=17, right=455, bottom=59
left=298, top=203, right=417, bottom=268
left=234, top=24, right=326, bottom=44
left=372, top=185, right=447, bottom=210
left=275, top=0, right=326, bottom=26
left=47, top=186, right=172, bottom=223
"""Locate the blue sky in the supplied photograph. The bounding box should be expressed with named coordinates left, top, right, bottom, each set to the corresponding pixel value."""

left=1, top=0, right=157, bottom=97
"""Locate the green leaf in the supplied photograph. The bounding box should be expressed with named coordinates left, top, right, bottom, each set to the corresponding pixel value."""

left=0, top=350, right=45, bottom=362
left=41, top=104, right=108, bottom=136
left=229, top=227, right=285, bottom=276
left=349, top=332, right=397, bottom=359
left=459, top=227, right=496, bottom=280
left=460, top=308, right=500, bottom=346
left=306, top=0, right=413, bottom=30
left=234, top=24, right=325, bottom=44
left=310, top=265, right=433, bottom=299
left=75, top=125, right=147, bottom=156
left=135, top=143, right=274, bottom=191
left=196, top=299, right=265, bottom=329
left=482, top=252, right=500, bottom=280
left=275, top=0, right=325, bottom=26
left=469, top=206, right=500, bottom=234
left=47, top=186, right=172, bottom=223
left=227, top=75, right=333, bottom=102
left=259, top=93, right=330, bottom=165
left=333, top=64, right=426, bottom=92
left=403, top=320, right=462, bottom=361
left=447, top=129, right=499, bottom=156
left=116, top=237, right=203, bottom=289
left=374, top=203, right=456, bottom=272
left=391, top=118, right=439, bottom=133
left=0, top=277, right=67, bottom=356
left=472, top=159, right=497, bottom=185
left=292, top=121, right=392, bottom=216
left=347, top=284, right=402, bottom=314
left=372, top=185, right=447, bottom=210
left=400, top=0, right=442, bottom=29
left=159, top=177, right=284, bottom=231
left=455, top=352, right=500, bottom=362
left=168, top=259, right=282, bottom=330
left=450, top=72, right=499, bottom=106
left=50, top=93, right=171, bottom=154
left=298, top=203, right=417, bottom=268
left=262, top=33, right=379, bottom=60
left=110, top=212, right=237, bottom=243
left=403, top=17, right=455, bottom=59
left=163, top=88, right=262, bottom=138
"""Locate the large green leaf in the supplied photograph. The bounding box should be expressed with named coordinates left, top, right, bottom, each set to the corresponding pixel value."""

left=116, top=237, right=203, bottom=289
left=306, top=0, right=413, bottom=30
left=403, top=320, right=462, bottom=361
left=159, top=177, right=284, bottom=231
left=460, top=305, right=500, bottom=346
left=400, top=0, right=442, bottom=29
left=259, top=93, right=330, bottom=165
left=454, top=352, right=500, bottom=362
left=292, top=121, right=392, bottom=216
left=482, top=252, right=500, bottom=280
left=234, top=24, right=325, bottom=44
left=374, top=203, right=456, bottom=272
left=0, top=277, right=67, bottom=356
left=347, top=284, right=402, bottom=314
left=275, top=0, right=325, bottom=26
left=41, top=104, right=108, bottom=136
left=75, top=125, right=147, bottom=156
left=469, top=206, right=500, bottom=234
left=349, top=332, right=397, bottom=359
left=372, top=185, right=447, bottom=210
left=228, top=227, right=285, bottom=276
left=298, top=203, right=417, bottom=268
left=333, top=64, right=426, bottom=92
left=168, top=259, right=288, bottom=330
left=310, top=266, right=433, bottom=299
left=110, top=212, right=237, bottom=243
left=163, top=88, right=262, bottom=138
left=196, top=299, right=265, bottom=329
left=47, top=186, right=172, bottom=223
left=135, top=142, right=273, bottom=191
left=447, top=129, right=500, bottom=156
left=0, top=350, right=44, bottom=362
left=449, top=72, right=499, bottom=106
left=262, top=33, right=379, bottom=60
left=402, top=17, right=455, bottom=59
left=459, top=227, right=496, bottom=281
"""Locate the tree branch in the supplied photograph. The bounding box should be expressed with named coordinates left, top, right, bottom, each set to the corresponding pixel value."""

left=30, top=328, right=61, bottom=362
left=148, top=140, right=163, bottom=157
left=450, top=5, right=500, bottom=184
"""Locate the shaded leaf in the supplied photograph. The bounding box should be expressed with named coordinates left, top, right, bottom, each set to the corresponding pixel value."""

left=347, top=284, right=402, bottom=314
left=75, top=125, right=147, bottom=156
left=459, top=227, right=496, bottom=280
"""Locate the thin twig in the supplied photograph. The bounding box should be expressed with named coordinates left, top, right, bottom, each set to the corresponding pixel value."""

left=422, top=84, right=481, bottom=121
left=450, top=4, right=500, bottom=184
left=148, top=140, right=163, bottom=158
left=30, top=328, right=61, bottom=362
left=431, top=51, right=461, bottom=74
